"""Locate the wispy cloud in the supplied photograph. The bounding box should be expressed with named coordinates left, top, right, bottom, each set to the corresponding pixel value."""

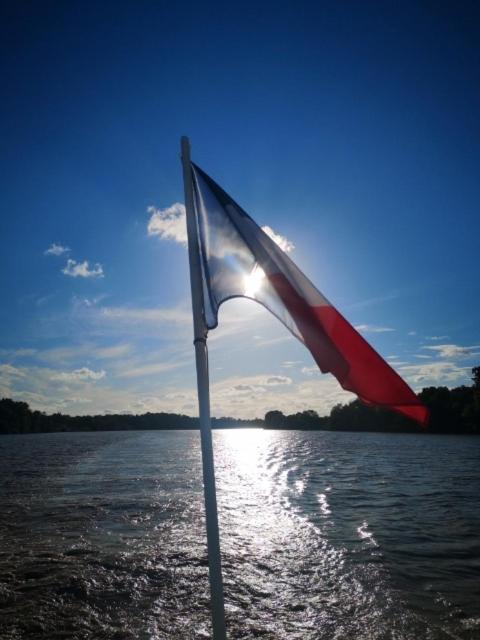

left=422, top=344, right=480, bottom=359
left=0, top=348, right=37, bottom=359
left=253, top=335, right=294, bottom=348
left=50, top=367, right=106, bottom=383
left=94, top=344, right=132, bottom=359
left=354, top=324, right=394, bottom=333
left=281, top=360, right=303, bottom=369
left=425, top=335, right=449, bottom=341
left=147, top=203, right=187, bottom=244
left=346, top=290, right=400, bottom=310
left=62, top=259, right=104, bottom=279
left=100, top=305, right=191, bottom=325
left=44, top=243, right=70, bottom=256
left=116, top=361, right=185, bottom=379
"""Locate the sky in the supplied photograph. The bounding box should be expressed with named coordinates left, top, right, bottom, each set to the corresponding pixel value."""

left=1, top=1, right=479, bottom=419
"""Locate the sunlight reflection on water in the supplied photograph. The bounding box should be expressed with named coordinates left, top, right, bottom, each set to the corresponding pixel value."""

left=1, top=430, right=479, bottom=639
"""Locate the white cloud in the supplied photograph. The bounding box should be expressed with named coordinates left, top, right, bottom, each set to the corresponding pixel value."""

left=0, top=364, right=26, bottom=379
left=72, top=295, right=107, bottom=309
left=209, top=373, right=355, bottom=418
left=62, top=259, right=104, bottom=279
left=408, top=331, right=417, bottom=336
left=1, top=359, right=358, bottom=419
left=212, top=374, right=293, bottom=403
left=398, top=361, right=470, bottom=386
left=261, top=225, right=295, bottom=253
left=425, top=335, right=449, bottom=341
left=354, top=324, right=394, bottom=333
left=422, top=344, right=480, bottom=360
left=301, top=366, right=319, bottom=375
left=45, top=243, right=70, bottom=256
left=281, top=360, right=303, bottom=369
left=50, top=367, right=106, bottom=383
left=147, top=203, right=187, bottom=244
left=147, top=204, right=295, bottom=256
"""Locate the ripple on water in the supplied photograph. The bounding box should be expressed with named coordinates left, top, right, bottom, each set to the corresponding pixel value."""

left=0, top=430, right=479, bottom=639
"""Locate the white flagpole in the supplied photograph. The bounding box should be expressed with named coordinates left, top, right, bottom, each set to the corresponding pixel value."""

left=181, top=136, right=227, bottom=640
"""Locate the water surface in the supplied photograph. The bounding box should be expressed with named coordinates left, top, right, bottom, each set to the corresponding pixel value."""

left=0, top=429, right=479, bottom=639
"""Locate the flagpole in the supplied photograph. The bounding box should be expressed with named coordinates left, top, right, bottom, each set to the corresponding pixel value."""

left=181, top=136, right=227, bottom=640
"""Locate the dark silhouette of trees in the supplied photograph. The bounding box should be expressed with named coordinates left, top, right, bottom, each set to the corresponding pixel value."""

left=264, top=366, right=480, bottom=434
left=1, top=367, right=479, bottom=435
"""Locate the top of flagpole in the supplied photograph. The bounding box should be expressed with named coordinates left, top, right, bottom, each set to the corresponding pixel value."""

left=181, top=136, right=208, bottom=342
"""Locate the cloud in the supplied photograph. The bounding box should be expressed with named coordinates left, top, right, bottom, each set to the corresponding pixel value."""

left=147, top=203, right=295, bottom=256
left=301, top=366, right=319, bottom=375
left=261, top=225, right=295, bottom=253
left=422, top=344, right=480, bottom=359
left=45, top=243, right=70, bottom=256
left=0, top=348, right=37, bottom=359
left=252, top=335, right=294, bottom=348
left=214, top=374, right=292, bottom=401
left=398, top=361, right=470, bottom=386
left=408, top=331, right=417, bottom=336
left=147, top=203, right=187, bottom=244
left=62, top=259, right=104, bottom=278
left=264, top=375, right=292, bottom=385
left=354, top=324, right=394, bottom=333
left=346, top=290, right=401, bottom=311
left=50, top=367, right=106, bottom=383
left=425, top=335, right=449, bottom=341
left=116, top=361, right=185, bottom=379
left=94, top=344, right=132, bottom=359
left=1, top=360, right=357, bottom=419
left=0, top=364, right=26, bottom=379
left=212, top=374, right=354, bottom=419
left=100, top=306, right=191, bottom=325
left=72, top=295, right=108, bottom=309
left=281, top=360, right=303, bottom=369
left=232, top=383, right=266, bottom=394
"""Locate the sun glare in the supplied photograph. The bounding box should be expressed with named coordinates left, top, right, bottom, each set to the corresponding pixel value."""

left=219, top=428, right=267, bottom=477
left=243, top=263, right=265, bottom=298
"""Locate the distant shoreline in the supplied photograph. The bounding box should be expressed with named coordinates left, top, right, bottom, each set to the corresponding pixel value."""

left=2, top=372, right=479, bottom=435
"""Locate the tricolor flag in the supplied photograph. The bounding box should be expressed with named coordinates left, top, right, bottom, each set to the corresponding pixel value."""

left=189, top=162, right=428, bottom=426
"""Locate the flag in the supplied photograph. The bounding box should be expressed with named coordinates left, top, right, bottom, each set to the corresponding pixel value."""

left=190, top=162, right=428, bottom=426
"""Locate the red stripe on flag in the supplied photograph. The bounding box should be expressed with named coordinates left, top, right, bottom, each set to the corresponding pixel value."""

left=268, top=273, right=428, bottom=426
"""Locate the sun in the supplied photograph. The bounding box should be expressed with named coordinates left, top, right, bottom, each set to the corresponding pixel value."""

left=243, top=263, right=265, bottom=298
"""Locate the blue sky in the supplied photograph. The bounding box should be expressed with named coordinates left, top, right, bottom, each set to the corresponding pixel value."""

left=1, top=1, right=479, bottom=418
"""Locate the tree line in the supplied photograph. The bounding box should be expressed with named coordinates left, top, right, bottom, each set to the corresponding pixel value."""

left=265, top=367, right=480, bottom=434
left=1, top=367, right=479, bottom=436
